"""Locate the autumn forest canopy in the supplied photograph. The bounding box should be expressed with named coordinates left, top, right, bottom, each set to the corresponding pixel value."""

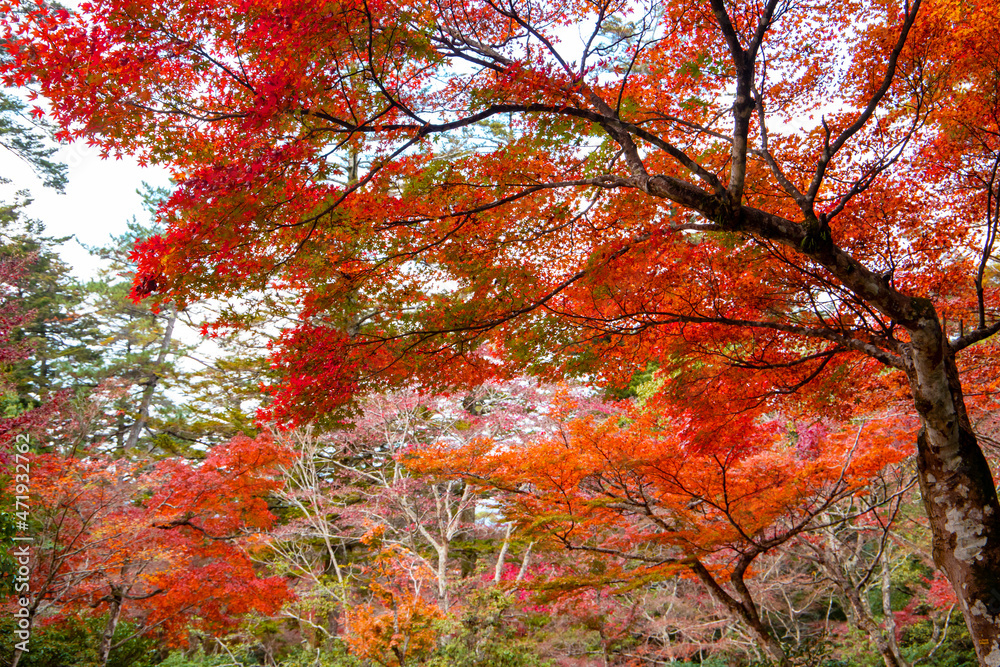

left=0, top=0, right=1000, bottom=663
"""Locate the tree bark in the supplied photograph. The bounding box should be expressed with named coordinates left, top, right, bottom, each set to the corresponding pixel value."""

left=904, top=318, right=1000, bottom=666
left=880, top=549, right=910, bottom=667
left=124, top=304, right=177, bottom=453
left=494, top=523, right=513, bottom=583
left=98, top=587, right=124, bottom=667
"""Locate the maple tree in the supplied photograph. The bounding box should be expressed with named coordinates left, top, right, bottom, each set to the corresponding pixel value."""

left=344, top=544, right=446, bottom=667
left=414, top=392, right=916, bottom=666
left=5, top=433, right=293, bottom=667
left=5, top=0, right=1000, bottom=660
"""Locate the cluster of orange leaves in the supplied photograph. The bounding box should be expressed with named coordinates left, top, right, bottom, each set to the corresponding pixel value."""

left=345, top=545, right=445, bottom=667
left=412, top=389, right=913, bottom=587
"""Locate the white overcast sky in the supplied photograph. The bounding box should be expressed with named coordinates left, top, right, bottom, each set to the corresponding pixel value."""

left=0, top=140, right=229, bottom=363
left=0, top=139, right=172, bottom=279
left=0, top=3, right=172, bottom=279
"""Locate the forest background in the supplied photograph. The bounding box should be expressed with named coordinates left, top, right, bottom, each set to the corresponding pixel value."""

left=0, top=0, right=999, bottom=665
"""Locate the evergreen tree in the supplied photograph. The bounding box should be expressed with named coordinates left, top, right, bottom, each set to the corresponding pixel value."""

left=0, top=90, right=65, bottom=192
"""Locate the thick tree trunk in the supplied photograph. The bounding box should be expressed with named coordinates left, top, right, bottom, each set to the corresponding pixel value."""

left=905, top=318, right=1000, bottom=666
